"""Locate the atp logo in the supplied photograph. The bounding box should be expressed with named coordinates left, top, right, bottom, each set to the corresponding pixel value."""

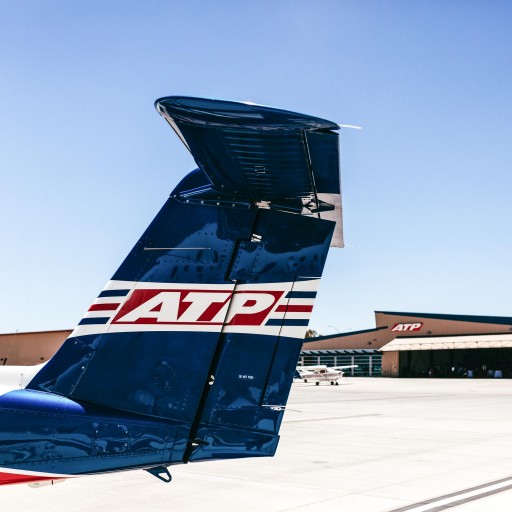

left=112, top=289, right=284, bottom=326
left=391, top=323, right=423, bottom=332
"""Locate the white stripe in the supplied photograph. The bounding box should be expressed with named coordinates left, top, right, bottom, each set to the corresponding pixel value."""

left=91, top=297, right=124, bottom=305
left=71, top=322, right=310, bottom=338
left=404, top=477, right=512, bottom=512
left=100, top=279, right=319, bottom=294
left=286, top=298, right=316, bottom=304
left=281, top=325, right=310, bottom=338
left=82, top=310, right=118, bottom=319
left=268, top=312, right=311, bottom=321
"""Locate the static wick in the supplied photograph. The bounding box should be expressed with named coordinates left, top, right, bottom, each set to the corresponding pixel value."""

left=338, top=124, right=362, bottom=130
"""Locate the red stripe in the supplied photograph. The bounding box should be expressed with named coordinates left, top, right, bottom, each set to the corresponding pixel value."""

left=0, top=471, right=55, bottom=486
left=88, top=303, right=120, bottom=312
left=275, top=305, right=313, bottom=313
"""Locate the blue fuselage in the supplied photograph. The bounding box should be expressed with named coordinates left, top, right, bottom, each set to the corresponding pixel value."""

left=0, top=389, right=188, bottom=483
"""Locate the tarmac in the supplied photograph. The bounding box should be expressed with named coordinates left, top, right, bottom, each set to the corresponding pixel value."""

left=2, top=377, right=512, bottom=512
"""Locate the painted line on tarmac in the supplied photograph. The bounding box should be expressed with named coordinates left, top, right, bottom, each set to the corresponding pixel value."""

left=284, top=413, right=382, bottom=424
left=291, top=395, right=442, bottom=405
left=388, top=475, right=512, bottom=512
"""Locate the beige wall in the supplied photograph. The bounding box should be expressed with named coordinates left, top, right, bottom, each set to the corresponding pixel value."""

left=374, top=312, right=512, bottom=336
left=382, top=351, right=399, bottom=377
left=304, top=328, right=394, bottom=351
left=0, top=330, right=71, bottom=366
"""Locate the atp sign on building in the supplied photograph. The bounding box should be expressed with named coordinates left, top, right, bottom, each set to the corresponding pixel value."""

left=391, top=322, right=423, bottom=332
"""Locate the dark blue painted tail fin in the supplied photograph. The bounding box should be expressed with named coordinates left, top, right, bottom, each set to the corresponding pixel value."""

left=28, top=97, right=342, bottom=463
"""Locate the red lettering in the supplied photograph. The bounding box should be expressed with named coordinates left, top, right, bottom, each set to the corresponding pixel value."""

left=111, top=289, right=284, bottom=326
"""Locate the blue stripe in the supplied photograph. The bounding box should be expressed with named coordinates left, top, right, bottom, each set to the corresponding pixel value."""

left=285, top=291, right=317, bottom=299
left=78, top=317, right=110, bottom=325
left=265, top=319, right=310, bottom=326
left=98, top=289, right=130, bottom=298
left=265, top=319, right=283, bottom=326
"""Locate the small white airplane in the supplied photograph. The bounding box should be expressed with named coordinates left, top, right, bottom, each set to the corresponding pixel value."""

left=295, top=365, right=358, bottom=385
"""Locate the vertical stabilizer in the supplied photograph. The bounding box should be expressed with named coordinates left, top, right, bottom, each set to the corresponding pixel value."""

left=28, top=97, right=342, bottom=463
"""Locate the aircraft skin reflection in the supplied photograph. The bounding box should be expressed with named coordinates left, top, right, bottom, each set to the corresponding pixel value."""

left=0, top=96, right=343, bottom=486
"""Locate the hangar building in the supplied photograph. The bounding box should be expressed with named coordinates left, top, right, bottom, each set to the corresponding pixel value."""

left=3, top=311, right=512, bottom=378
left=0, top=330, right=70, bottom=366
left=303, top=311, right=512, bottom=377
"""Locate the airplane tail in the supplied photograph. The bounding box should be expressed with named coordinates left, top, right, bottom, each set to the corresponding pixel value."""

left=27, top=97, right=342, bottom=463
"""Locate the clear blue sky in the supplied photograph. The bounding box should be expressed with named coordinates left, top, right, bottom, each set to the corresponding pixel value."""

left=1, top=1, right=512, bottom=335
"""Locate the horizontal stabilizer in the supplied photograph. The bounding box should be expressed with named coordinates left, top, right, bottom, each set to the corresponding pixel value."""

left=156, top=96, right=343, bottom=247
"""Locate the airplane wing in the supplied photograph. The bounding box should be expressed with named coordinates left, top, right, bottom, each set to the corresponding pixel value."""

left=333, top=365, right=359, bottom=370
left=0, top=364, right=47, bottom=390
